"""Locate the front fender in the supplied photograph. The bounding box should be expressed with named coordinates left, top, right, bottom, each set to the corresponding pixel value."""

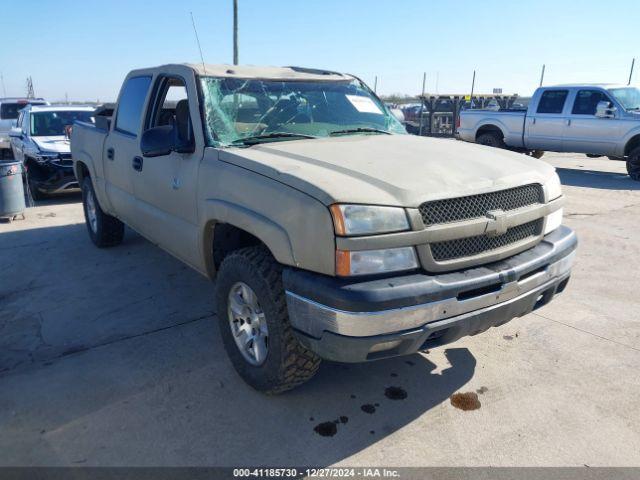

left=200, top=199, right=296, bottom=277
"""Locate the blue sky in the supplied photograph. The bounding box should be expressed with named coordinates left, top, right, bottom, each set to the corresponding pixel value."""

left=0, top=0, right=638, bottom=101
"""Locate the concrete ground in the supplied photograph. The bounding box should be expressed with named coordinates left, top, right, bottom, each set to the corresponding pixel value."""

left=0, top=153, right=639, bottom=467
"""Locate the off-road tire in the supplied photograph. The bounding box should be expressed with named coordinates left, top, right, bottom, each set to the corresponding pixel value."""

left=476, top=131, right=505, bottom=149
left=627, top=147, right=640, bottom=181
left=81, top=177, right=124, bottom=247
left=215, top=246, right=321, bottom=394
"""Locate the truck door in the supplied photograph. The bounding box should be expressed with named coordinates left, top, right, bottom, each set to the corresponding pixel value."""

left=563, top=89, right=621, bottom=155
left=11, top=111, right=28, bottom=162
left=525, top=89, right=569, bottom=152
left=131, top=74, right=203, bottom=268
left=103, top=75, right=152, bottom=227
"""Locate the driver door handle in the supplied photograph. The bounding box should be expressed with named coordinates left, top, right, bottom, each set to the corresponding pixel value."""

left=132, top=156, right=143, bottom=172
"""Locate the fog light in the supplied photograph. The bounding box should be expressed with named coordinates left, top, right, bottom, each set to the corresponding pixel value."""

left=369, top=340, right=402, bottom=353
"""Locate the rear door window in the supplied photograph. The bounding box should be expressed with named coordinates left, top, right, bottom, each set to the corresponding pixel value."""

left=115, top=76, right=152, bottom=136
left=1, top=103, right=28, bottom=119
left=536, top=90, right=569, bottom=114
left=571, top=90, right=612, bottom=115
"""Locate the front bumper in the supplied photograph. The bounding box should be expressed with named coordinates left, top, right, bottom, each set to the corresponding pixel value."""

left=28, top=161, right=79, bottom=194
left=283, top=226, right=576, bottom=362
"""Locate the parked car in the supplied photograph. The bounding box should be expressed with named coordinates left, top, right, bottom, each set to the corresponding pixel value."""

left=71, top=64, right=576, bottom=393
left=457, top=84, right=640, bottom=179
left=0, top=97, right=48, bottom=159
left=9, top=105, right=95, bottom=199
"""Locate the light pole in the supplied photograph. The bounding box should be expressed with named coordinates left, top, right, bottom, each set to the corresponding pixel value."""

left=233, top=0, right=239, bottom=65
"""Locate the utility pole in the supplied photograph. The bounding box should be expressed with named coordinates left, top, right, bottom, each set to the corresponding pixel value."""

left=470, top=70, right=476, bottom=107
left=233, top=0, right=239, bottom=65
left=373, top=76, right=378, bottom=93
left=418, top=72, right=426, bottom=136
left=26, top=76, right=34, bottom=99
left=0, top=72, right=6, bottom=97
left=628, top=58, right=635, bottom=86
left=539, top=64, right=546, bottom=87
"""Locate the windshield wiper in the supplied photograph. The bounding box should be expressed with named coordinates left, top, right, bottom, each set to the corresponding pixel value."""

left=231, top=132, right=317, bottom=145
left=329, top=127, right=391, bottom=136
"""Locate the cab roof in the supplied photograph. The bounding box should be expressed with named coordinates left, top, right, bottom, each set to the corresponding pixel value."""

left=130, top=63, right=351, bottom=82
left=0, top=97, right=47, bottom=103
left=186, top=63, right=349, bottom=81
left=25, top=105, right=95, bottom=113
left=547, top=83, right=631, bottom=89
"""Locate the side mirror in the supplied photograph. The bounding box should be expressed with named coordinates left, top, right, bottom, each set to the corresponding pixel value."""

left=141, top=125, right=176, bottom=157
left=9, top=127, right=23, bottom=138
left=595, top=101, right=616, bottom=118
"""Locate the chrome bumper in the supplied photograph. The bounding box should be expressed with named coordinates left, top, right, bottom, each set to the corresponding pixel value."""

left=284, top=226, right=576, bottom=362
left=287, top=251, right=573, bottom=339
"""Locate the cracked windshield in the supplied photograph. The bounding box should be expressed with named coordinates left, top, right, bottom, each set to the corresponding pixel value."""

left=200, top=77, right=406, bottom=146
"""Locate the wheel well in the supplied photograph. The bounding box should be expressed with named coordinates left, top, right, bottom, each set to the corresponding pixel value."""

left=24, top=156, right=45, bottom=179
left=476, top=125, right=504, bottom=141
left=75, top=161, right=90, bottom=184
left=624, top=135, right=640, bottom=156
left=212, top=223, right=264, bottom=268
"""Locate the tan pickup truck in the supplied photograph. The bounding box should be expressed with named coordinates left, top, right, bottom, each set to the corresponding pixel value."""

left=71, top=64, right=576, bottom=393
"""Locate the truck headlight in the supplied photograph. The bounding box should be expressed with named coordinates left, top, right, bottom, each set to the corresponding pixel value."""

left=336, top=247, right=418, bottom=276
left=33, top=152, right=59, bottom=163
left=330, top=204, right=409, bottom=236
left=545, top=173, right=562, bottom=201
left=544, top=208, right=563, bottom=235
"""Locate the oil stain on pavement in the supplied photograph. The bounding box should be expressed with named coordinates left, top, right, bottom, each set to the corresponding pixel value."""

left=384, top=386, right=408, bottom=400
left=450, top=391, right=481, bottom=411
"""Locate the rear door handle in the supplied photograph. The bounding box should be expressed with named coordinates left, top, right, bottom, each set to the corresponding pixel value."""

left=531, top=117, right=536, bottom=124
left=566, top=118, right=571, bottom=126
left=132, top=156, right=143, bottom=172
left=107, top=148, right=114, bottom=160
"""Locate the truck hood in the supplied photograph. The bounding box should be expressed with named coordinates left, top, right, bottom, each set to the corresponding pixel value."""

left=32, top=136, right=70, bottom=154
left=218, top=134, right=556, bottom=207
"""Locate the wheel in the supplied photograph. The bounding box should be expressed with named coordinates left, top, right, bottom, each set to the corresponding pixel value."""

left=476, top=131, right=505, bottom=149
left=81, top=177, right=124, bottom=247
left=627, top=147, right=640, bottom=181
left=215, top=246, right=321, bottom=394
left=530, top=150, right=545, bottom=159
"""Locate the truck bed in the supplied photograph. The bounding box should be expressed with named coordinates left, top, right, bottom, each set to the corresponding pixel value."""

left=458, top=109, right=526, bottom=148
left=71, top=120, right=107, bottom=182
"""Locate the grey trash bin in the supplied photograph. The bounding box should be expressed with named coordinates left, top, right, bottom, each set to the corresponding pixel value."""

left=0, top=161, right=26, bottom=220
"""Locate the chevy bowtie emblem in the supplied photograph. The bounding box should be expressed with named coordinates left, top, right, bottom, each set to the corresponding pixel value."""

left=485, top=209, right=508, bottom=237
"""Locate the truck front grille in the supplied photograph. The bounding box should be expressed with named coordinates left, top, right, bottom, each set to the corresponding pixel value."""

left=419, top=184, right=544, bottom=225
left=430, top=219, right=543, bottom=262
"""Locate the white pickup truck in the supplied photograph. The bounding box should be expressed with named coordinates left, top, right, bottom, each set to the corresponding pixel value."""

left=457, top=84, right=640, bottom=180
